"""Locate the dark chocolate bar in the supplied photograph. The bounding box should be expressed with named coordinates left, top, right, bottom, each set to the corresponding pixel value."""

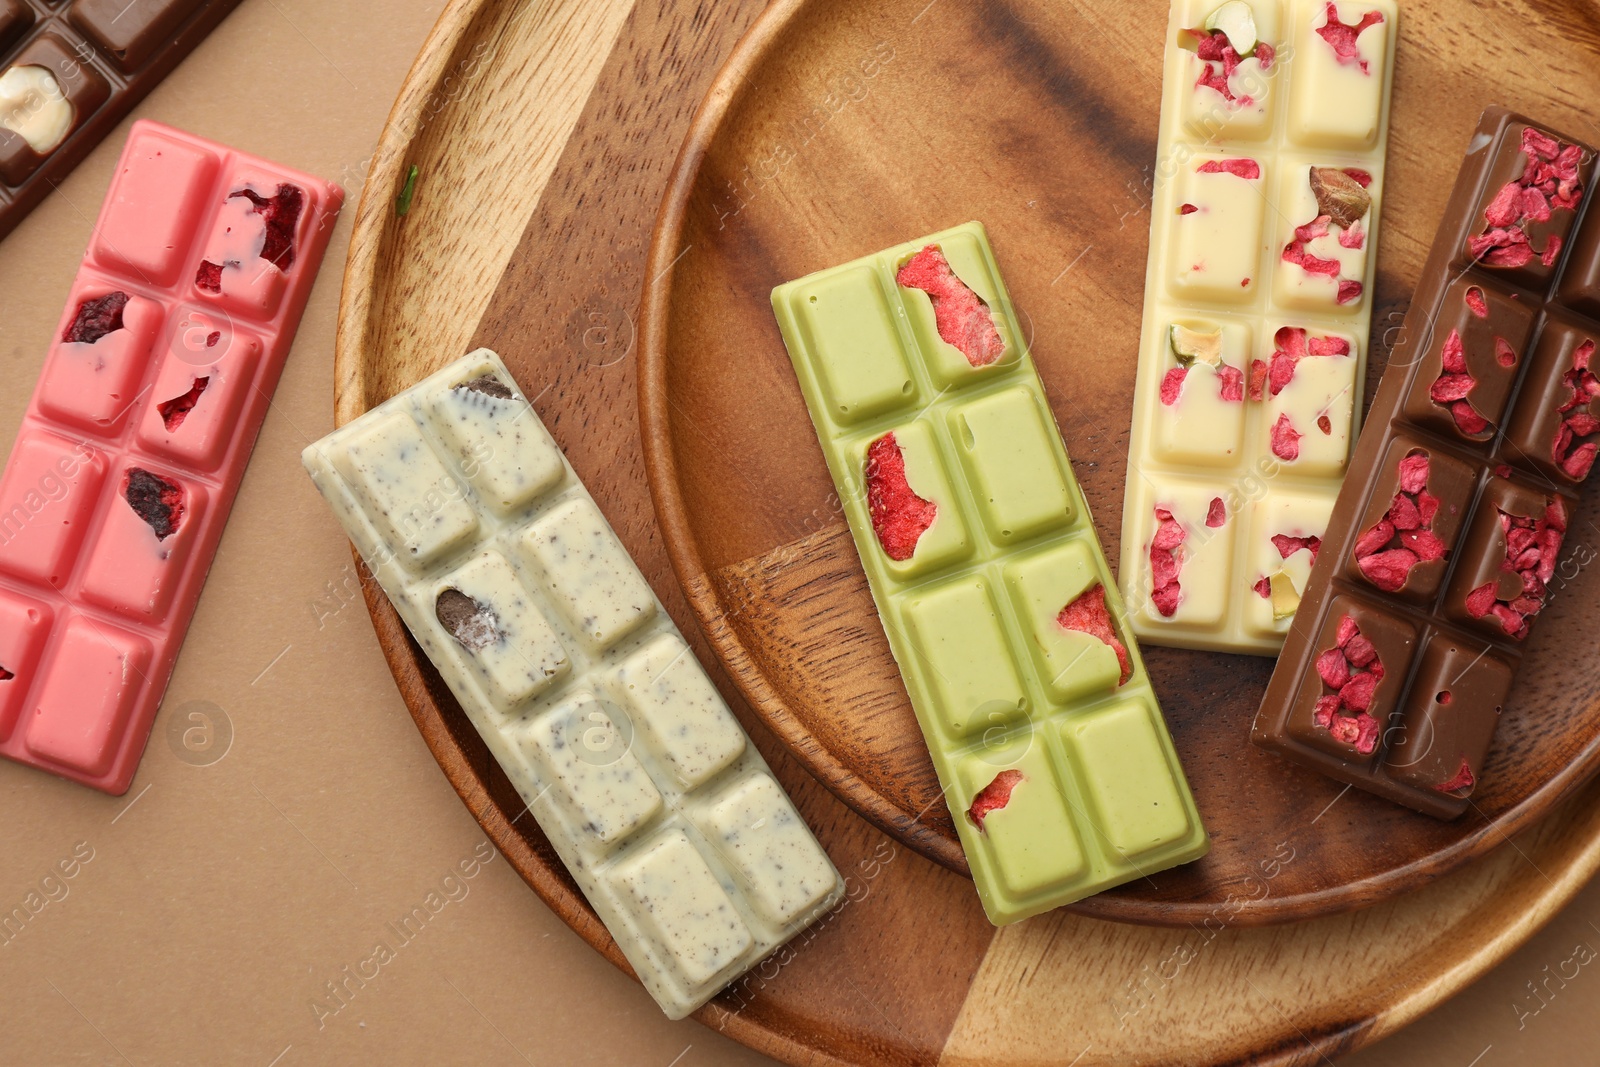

left=1253, top=107, right=1599, bottom=818
left=0, top=0, right=241, bottom=241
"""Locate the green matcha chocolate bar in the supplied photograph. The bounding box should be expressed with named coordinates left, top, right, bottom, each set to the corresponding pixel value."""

left=771, top=222, right=1209, bottom=925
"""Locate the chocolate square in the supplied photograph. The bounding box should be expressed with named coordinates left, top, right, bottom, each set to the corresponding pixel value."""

left=1380, top=636, right=1511, bottom=806
left=0, top=34, right=110, bottom=185
left=0, top=1, right=33, bottom=53
left=1400, top=277, right=1536, bottom=443
left=1441, top=476, right=1572, bottom=641
left=1501, top=315, right=1600, bottom=486
left=1456, top=121, right=1594, bottom=291
left=70, top=0, right=207, bottom=73
left=1341, top=434, right=1478, bottom=603
left=1283, top=595, right=1418, bottom=768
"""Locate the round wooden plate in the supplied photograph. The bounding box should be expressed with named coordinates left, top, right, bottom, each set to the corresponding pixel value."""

left=335, top=0, right=1600, bottom=1062
left=636, top=0, right=1600, bottom=925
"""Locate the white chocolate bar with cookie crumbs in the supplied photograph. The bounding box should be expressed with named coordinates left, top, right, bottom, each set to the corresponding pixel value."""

left=302, top=349, right=843, bottom=1019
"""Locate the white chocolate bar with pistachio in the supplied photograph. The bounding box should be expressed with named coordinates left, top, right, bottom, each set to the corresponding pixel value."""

left=302, top=349, right=843, bottom=1019
left=1119, top=0, right=1397, bottom=655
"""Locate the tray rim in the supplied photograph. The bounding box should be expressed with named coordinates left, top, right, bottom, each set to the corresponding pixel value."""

left=330, top=0, right=1600, bottom=1061
left=632, top=0, right=1600, bottom=928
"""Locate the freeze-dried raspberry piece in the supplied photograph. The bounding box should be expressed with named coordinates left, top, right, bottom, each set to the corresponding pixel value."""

left=1218, top=364, right=1244, bottom=402
left=1316, top=647, right=1350, bottom=689
left=1272, top=533, right=1320, bottom=562
left=1429, top=329, right=1490, bottom=435
left=1188, top=28, right=1267, bottom=105
left=158, top=377, right=210, bottom=432
left=1248, top=359, right=1268, bottom=401
left=1553, top=339, right=1600, bottom=480
left=1057, top=584, right=1131, bottom=686
left=1354, top=518, right=1393, bottom=558
left=1149, top=507, right=1186, bottom=617
left=1198, top=159, right=1261, bottom=180
left=1316, top=2, right=1385, bottom=73
left=1470, top=128, right=1585, bottom=270
left=1268, top=327, right=1354, bottom=396
left=1160, top=366, right=1187, bottom=406
left=1494, top=337, right=1518, bottom=368
left=63, top=292, right=130, bottom=344
left=232, top=184, right=305, bottom=271
left=865, top=434, right=937, bottom=562
left=1358, top=548, right=1418, bottom=592
left=1465, top=287, right=1488, bottom=318
left=125, top=468, right=185, bottom=541
left=1399, top=528, right=1446, bottom=562
left=1435, top=756, right=1476, bottom=796
left=0, top=666, right=11, bottom=681
left=1466, top=504, right=1567, bottom=638
left=1253, top=576, right=1271, bottom=599
left=1180, top=203, right=1199, bottom=215
left=896, top=245, right=1004, bottom=367
left=1313, top=615, right=1385, bottom=753
left=1337, top=280, right=1364, bottom=305
left=196, top=261, right=223, bottom=293
left=1271, top=414, right=1301, bottom=460
left=967, top=769, right=1023, bottom=831
left=1205, top=497, right=1226, bottom=528
left=1465, top=582, right=1498, bottom=618
left=1397, top=452, right=1430, bottom=494
left=1524, top=127, right=1561, bottom=161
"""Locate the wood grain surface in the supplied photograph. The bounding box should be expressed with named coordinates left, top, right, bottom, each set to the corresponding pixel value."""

left=637, top=0, right=1600, bottom=925
left=333, top=0, right=1600, bottom=1063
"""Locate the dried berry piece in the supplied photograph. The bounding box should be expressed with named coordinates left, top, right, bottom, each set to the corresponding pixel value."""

left=1218, top=364, right=1244, bottom=401
left=967, top=769, right=1023, bottom=831
left=1310, top=614, right=1385, bottom=755
left=63, top=292, right=130, bottom=344
left=896, top=245, right=1004, bottom=367
left=1315, top=2, right=1385, bottom=73
left=158, top=377, right=210, bottom=431
left=1470, top=127, right=1585, bottom=270
left=1310, top=167, right=1372, bottom=229
left=1464, top=500, right=1567, bottom=639
left=195, top=261, right=223, bottom=293
left=435, top=588, right=500, bottom=651
left=458, top=375, right=514, bottom=400
left=1465, top=287, right=1488, bottom=318
left=1206, top=497, right=1226, bottom=528
left=1266, top=327, right=1351, bottom=397
left=1160, top=365, right=1188, bottom=406
left=1355, top=451, right=1447, bottom=592
left=1056, top=583, right=1130, bottom=685
left=1430, top=329, right=1490, bottom=436
left=231, top=184, right=305, bottom=271
left=1435, top=756, right=1475, bottom=797
left=1270, top=414, right=1301, bottom=460
left=1149, top=506, right=1186, bottom=617
left=864, top=433, right=937, bottom=562
left=1187, top=25, right=1265, bottom=105
left=124, top=468, right=184, bottom=541
left=1272, top=533, right=1320, bottom=562
left=0, top=666, right=12, bottom=681
left=1197, top=158, right=1261, bottom=180
left=1553, top=339, right=1600, bottom=481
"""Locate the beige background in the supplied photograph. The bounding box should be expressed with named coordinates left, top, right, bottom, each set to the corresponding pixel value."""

left=0, top=1, right=1597, bottom=1064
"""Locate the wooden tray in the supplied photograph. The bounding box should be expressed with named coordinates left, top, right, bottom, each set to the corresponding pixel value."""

left=636, top=0, right=1600, bottom=926
left=333, top=0, right=1600, bottom=1062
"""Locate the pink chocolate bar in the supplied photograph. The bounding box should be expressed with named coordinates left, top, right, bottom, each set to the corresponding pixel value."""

left=0, top=120, right=341, bottom=793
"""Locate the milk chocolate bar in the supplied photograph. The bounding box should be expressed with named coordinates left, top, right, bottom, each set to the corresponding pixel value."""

left=302, top=350, right=844, bottom=1018
left=1118, top=0, right=1398, bottom=655
left=1253, top=108, right=1598, bottom=817
left=0, top=0, right=242, bottom=241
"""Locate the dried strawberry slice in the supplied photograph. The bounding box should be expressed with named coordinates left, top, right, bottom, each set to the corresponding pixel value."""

left=63, top=292, right=130, bottom=344
left=967, top=769, right=1023, bottom=831
left=897, top=245, right=1005, bottom=367
left=864, top=433, right=937, bottom=561
left=1057, top=584, right=1131, bottom=685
